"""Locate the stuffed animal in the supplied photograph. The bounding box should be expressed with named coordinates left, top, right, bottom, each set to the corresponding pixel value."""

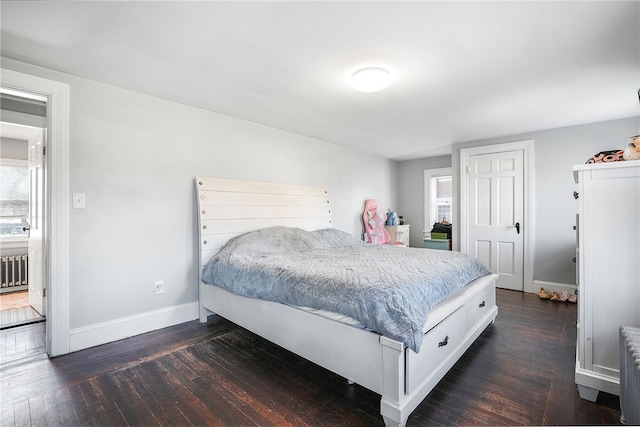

left=623, top=134, right=640, bottom=160
left=386, top=209, right=399, bottom=226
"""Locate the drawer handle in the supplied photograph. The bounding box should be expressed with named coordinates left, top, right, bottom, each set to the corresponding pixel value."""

left=479, top=300, right=486, bottom=308
left=438, top=336, right=449, bottom=347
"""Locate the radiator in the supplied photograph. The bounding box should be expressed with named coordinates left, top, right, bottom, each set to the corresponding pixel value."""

left=0, top=255, right=28, bottom=288
left=620, top=326, right=640, bottom=425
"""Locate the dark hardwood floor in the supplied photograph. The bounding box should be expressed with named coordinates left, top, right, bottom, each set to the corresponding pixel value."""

left=0, top=289, right=621, bottom=426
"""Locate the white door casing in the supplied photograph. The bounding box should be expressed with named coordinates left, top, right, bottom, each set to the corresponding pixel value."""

left=27, top=129, right=45, bottom=315
left=1, top=68, right=70, bottom=356
left=460, top=141, right=534, bottom=292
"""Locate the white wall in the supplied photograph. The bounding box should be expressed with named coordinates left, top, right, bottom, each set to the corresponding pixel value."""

left=450, top=116, right=639, bottom=287
left=2, top=59, right=397, bottom=343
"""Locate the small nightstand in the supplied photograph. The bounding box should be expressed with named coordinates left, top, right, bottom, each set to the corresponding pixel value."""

left=385, top=225, right=410, bottom=246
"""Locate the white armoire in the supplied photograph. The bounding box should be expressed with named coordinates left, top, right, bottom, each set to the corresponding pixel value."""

left=573, top=161, right=640, bottom=401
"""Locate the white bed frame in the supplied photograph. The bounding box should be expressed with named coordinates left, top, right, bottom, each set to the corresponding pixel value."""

left=196, top=177, right=498, bottom=427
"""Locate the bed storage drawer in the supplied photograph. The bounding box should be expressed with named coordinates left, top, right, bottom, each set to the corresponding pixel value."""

left=465, top=283, right=496, bottom=332
left=406, top=307, right=465, bottom=393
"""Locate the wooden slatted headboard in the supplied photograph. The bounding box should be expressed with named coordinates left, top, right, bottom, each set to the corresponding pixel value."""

left=195, top=177, right=332, bottom=278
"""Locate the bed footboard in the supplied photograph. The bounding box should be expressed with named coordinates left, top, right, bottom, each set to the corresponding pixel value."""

left=380, top=273, right=498, bottom=427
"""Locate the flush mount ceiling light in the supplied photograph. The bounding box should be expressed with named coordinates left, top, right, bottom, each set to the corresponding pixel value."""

left=351, top=67, right=391, bottom=93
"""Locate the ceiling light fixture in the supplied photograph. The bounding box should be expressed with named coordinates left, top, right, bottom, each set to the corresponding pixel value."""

left=351, top=67, right=391, bottom=93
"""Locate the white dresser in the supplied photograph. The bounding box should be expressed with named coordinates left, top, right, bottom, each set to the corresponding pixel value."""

left=573, top=161, right=640, bottom=401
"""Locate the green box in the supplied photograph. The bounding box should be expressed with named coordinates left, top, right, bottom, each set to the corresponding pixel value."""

left=430, top=232, right=448, bottom=240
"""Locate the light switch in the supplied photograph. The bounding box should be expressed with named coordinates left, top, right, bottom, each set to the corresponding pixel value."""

left=72, top=193, right=86, bottom=209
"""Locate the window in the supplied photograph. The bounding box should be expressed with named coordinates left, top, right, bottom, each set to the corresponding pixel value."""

left=0, top=159, right=29, bottom=238
left=423, top=167, right=453, bottom=235
left=431, top=176, right=452, bottom=225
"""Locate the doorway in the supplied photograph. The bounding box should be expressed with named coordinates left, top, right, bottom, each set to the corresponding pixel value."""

left=1, top=68, right=70, bottom=356
left=460, top=141, right=533, bottom=292
left=0, top=105, right=47, bottom=329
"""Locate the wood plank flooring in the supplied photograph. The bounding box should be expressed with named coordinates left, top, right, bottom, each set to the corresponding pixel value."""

left=0, top=289, right=621, bottom=426
left=0, top=291, right=30, bottom=310
left=0, top=291, right=45, bottom=329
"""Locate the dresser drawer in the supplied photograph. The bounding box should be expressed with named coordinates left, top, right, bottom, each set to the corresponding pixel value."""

left=465, top=282, right=496, bottom=332
left=406, top=307, right=465, bottom=393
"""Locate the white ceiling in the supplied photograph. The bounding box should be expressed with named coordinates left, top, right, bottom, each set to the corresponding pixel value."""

left=1, top=1, right=638, bottom=160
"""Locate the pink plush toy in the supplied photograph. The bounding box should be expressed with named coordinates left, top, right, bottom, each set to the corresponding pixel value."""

left=363, top=199, right=391, bottom=244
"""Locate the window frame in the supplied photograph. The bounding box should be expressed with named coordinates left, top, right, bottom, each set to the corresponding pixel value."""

left=431, top=175, right=452, bottom=225
left=423, top=167, right=453, bottom=238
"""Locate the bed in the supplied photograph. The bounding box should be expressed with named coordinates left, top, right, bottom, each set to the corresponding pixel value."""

left=196, top=177, right=498, bottom=427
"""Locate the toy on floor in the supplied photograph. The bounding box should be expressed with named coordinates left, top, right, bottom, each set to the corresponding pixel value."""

left=537, top=287, right=576, bottom=303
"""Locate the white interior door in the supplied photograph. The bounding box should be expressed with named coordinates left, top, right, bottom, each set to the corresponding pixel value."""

left=467, top=150, right=524, bottom=291
left=27, top=129, right=45, bottom=315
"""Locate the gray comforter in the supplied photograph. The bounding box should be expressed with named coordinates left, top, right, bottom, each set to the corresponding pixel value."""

left=201, top=226, right=490, bottom=352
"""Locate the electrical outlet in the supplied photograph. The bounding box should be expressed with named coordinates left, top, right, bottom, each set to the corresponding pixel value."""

left=154, top=280, right=165, bottom=295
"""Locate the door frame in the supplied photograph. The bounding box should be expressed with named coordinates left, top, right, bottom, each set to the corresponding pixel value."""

left=1, top=68, right=70, bottom=356
left=459, top=140, right=534, bottom=293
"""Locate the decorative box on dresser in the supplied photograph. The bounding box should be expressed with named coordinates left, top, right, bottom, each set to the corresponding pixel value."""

left=573, top=161, right=640, bottom=401
left=385, top=225, right=410, bottom=246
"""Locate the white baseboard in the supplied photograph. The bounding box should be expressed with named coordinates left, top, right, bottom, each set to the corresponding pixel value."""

left=532, top=280, right=578, bottom=296
left=69, top=302, right=199, bottom=353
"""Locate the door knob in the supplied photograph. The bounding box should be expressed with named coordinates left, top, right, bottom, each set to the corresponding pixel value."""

left=515, top=222, right=520, bottom=234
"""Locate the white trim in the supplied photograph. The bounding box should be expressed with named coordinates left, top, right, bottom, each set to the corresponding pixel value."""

left=0, top=239, right=28, bottom=249
left=0, top=121, right=43, bottom=143
left=1, top=87, right=48, bottom=102
left=69, top=302, right=199, bottom=353
left=0, top=158, right=27, bottom=166
left=532, top=280, right=577, bottom=295
left=459, top=140, right=534, bottom=292
left=423, top=167, right=452, bottom=236
left=0, top=110, right=47, bottom=129
left=1, top=68, right=70, bottom=356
